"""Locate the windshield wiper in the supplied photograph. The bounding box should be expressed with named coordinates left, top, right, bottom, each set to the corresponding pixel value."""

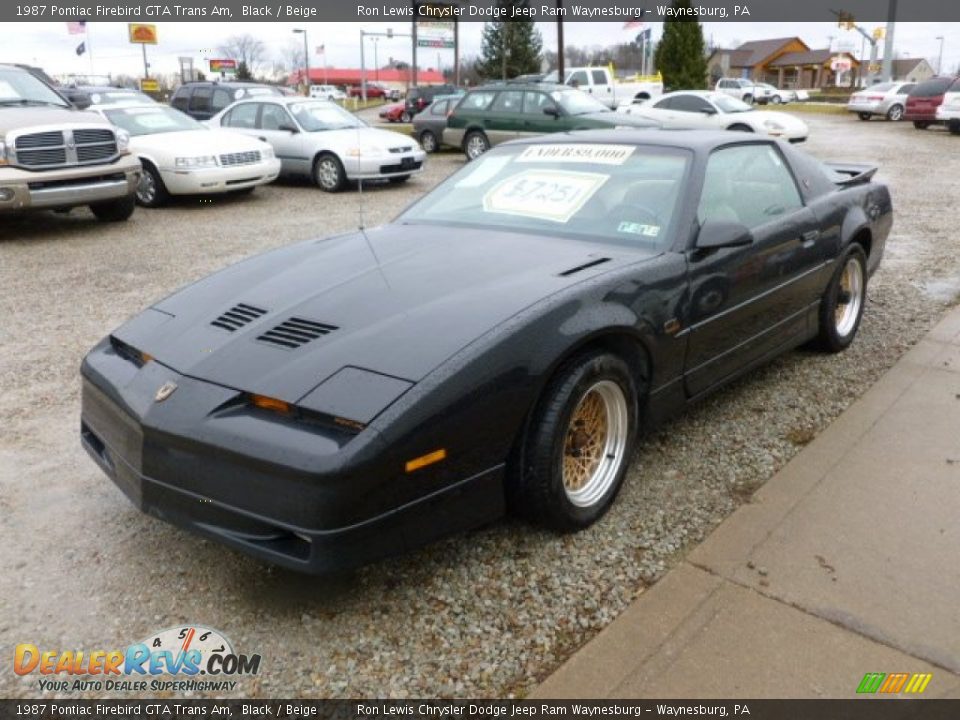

left=0, top=99, right=68, bottom=107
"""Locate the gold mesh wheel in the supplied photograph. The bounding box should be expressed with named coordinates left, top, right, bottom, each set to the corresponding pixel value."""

left=834, top=255, right=864, bottom=338
left=562, top=380, right=629, bottom=508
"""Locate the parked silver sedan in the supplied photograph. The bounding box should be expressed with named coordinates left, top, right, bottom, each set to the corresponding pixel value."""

left=209, top=97, right=425, bottom=191
left=847, top=81, right=915, bottom=121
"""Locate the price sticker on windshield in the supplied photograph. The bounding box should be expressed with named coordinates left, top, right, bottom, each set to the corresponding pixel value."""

left=483, top=170, right=610, bottom=223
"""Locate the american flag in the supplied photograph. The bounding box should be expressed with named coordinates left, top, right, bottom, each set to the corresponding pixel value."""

left=623, top=19, right=645, bottom=30
left=316, top=44, right=325, bottom=55
left=66, top=21, right=87, bottom=34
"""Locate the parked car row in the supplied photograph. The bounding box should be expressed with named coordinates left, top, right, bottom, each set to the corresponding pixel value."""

left=847, top=76, right=960, bottom=133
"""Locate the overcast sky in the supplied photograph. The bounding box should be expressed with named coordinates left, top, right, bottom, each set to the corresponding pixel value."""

left=8, top=21, right=958, bottom=81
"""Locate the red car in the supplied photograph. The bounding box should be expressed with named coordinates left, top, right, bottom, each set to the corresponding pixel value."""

left=348, top=83, right=387, bottom=99
left=379, top=102, right=410, bottom=123
left=905, top=76, right=959, bottom=129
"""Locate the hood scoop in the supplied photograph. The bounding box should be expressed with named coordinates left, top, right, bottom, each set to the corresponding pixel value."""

left=257, top=317, right=338, bottom=350
left=558, top=257, right=611, bottom=277
left=211, top=303, right=267, bottom=332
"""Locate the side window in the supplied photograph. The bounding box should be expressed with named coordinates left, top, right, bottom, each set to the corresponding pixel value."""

left=212, top=89, right=232, bottom=112
left=591, top=70, right=608, bottom=85
left=460, top=91, right=496, bottom=111
left=259, top=103, right=293, bottom=130
left=430, top=100, right=449, bottom=116
left=171, top=89, right=190, bottom=111
left=490, top=90, right=524, bottom=113
left=522, top=91, right=556, bottom=114
left=699, top=145, right=804, bottom=228
left=568, top=70, right=589, bottom=87
left=188, top=87, right=212, bottom=113
left=900, top=84, right=915, bottom=94
left=671, top=95, right=713, bottom=113
left=652, top=96, right=674, bottom=110
left=223, top=102, right=258, bottom=128
left=718, top=80, right=731, bottom=89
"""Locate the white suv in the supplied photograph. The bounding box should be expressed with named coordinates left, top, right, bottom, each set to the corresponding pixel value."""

left=935, top=89, right=960, bottom=134
left=715, top=78, right=771, bottom=104
left=309, top=85, right=346, bottom=101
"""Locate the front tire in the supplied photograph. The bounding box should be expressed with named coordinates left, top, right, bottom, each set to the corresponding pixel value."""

left=770, top=95, right=783, bottom=104
left=815, top=244, right=867, bottom=353
left=510, top=351, right=640, bottom=531
left=313, top=153, right=346, bottom=192
left=135, top=162, right=168, bottom=207
left=400, top=111, right=412, bottom=123
left=464, top=130, right=490, bottom=160
left=90, top=194, right=135, bottom=222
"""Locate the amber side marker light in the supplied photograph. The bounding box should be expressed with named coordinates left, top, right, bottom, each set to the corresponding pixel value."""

left=405, top=448, right=447, bottom=473
left=250, top=394, right=292, bottom=414
left=141, top=352, right=154, bottom=364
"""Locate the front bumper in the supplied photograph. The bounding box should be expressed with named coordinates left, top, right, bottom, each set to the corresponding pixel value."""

left=0, top=154, right=140, bottom=212
left=80, top=340, right=504, bottom=574
left=159, top=158, right=281, bottom=195
left=345, top=150, right=426, bottom=180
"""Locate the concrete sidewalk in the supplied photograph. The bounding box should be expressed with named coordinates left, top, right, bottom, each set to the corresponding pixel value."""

left=534, top=307, right=960, bottom=699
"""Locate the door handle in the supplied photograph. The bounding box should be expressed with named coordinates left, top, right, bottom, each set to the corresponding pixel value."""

left=801, top=230, right=820, bottom=247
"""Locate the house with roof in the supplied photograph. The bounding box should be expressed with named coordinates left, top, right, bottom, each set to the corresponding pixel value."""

left=707, top=37, right=860, bottom=89
left=890, top=58, right=935, bottom=83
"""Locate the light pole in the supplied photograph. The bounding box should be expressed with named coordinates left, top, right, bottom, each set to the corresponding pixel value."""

left=936, top=36, right=945, bottom=74
left=292, top=28, right=309, bottom=95
left=373, top=37, right=380, bottom=82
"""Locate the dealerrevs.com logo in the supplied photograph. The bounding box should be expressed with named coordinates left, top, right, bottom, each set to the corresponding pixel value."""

left=14, top=625, right=261, bottom=693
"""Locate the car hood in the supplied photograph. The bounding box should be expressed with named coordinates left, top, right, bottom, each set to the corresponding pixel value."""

left=576, top=111, right=659, bottom=128
left=129, top=129, right=269, bottom=155
left=0, top=105, right=106, bottom=134
left=116, top=224, right=651, bottom=403
left=307, top=126, right=416, bottom=150
left=737, top=110, right=808, bottom=130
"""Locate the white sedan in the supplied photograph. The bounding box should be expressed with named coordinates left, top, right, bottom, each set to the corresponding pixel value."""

left=208, top=97, right=426, bottom=192
left=619, top=91, right=809, bottom=142
left=93, top=104, right=281, bottom=207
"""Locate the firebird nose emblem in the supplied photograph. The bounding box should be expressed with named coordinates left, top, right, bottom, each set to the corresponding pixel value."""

left=154, top=381, right=178, bottom=403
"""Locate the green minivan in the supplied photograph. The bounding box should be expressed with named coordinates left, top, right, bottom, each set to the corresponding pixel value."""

left=446, top=83, right=660, bottom=160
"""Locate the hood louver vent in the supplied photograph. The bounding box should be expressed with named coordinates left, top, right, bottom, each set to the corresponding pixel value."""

left=258, top=317, right=338, bottom=349
left=211, top=303, right=267, bottom=332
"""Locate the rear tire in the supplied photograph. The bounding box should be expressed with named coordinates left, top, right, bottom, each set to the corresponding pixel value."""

left=815, top=244, right=867, bottom=353
left=464, top=130, right=490, bottom=160
left=948, top=120, right=960, bottom=136
left=886, top=104, right=904, bottom=121
left=913, top=121, right=931, bottom=130
left=419, top=130, right=438, bottom=153
left=90, top=194, right=135, bottom=222
left=313, top=153, right=346, bottom=192
left=858, top=112, right=872, bottom=121
left=509, top=351, right=640, bottom=531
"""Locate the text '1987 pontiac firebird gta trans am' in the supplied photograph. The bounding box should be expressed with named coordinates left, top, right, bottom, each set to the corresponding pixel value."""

left=81, top=130, right=892, bottom=574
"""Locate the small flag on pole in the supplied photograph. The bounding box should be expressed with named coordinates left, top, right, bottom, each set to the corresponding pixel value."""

left=66, top=21, right=87, bottom=34
left=76, top=41, right=86, bottom=56
left=316, top=44, right=325, bottom=55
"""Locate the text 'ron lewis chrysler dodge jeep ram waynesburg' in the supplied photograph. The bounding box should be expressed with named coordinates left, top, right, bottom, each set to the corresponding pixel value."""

left=0, top=64, right=141, bottom=221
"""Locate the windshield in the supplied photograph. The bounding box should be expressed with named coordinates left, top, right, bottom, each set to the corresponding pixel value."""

left=0, top=67, right=70, bottom=107
left=713, top=95, right=752, bottom=113
left=553, top=89, right=610, bottom=115
left=89, top=90, right=155, bottom=105
left=288, top=101, right=365, bottom=131
left=400, top=142, right=690, bottom=250
left=104, top=106, right=203, bottom=136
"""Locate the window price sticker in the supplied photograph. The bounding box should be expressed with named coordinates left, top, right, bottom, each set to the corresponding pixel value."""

left=483, top=169, right=610, bottom=223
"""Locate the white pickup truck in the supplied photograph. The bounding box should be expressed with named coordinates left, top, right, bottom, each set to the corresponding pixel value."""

left=541, top=66, right=663, bottom=109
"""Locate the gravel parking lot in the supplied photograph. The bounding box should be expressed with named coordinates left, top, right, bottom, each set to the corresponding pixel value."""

left=2, top=115, right=958, bottom=699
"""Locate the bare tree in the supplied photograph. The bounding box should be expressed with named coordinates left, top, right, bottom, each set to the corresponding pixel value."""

left=276, top=40, right=307, bottom=81
left=219, top=34, right=266, bottom=75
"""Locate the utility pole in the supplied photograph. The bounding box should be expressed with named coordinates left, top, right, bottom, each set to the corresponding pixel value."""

left=881, top=0, right=897, bottom=82
left=292, top=28, right=309, bottom=93
left=936, top=36, right=945, bottom=74
left=556, top=8, right=564, bottom=80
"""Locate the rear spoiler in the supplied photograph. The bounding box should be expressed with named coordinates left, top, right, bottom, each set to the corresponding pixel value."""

left=824, top=162, right=878, bottom=187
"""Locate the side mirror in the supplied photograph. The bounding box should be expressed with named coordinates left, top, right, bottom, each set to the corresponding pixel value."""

left=696, top=219, right=753, bottom=250
left=278, top=123, right=299, bottom=133
left=72, top=97, right=92, bottom=110
left=543, top=106, right=560, bottom=118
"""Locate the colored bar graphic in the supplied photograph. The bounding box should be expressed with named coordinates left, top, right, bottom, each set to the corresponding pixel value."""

left=857, top=672, right=932, bottom=694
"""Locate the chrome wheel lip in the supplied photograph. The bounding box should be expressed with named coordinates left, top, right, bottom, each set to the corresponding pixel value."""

left=137, top=171, right=156, bottom=204
left=466, top=135, right=487, bottom=159
left=562, top=380, right=629, bottom=508
left=316, top=159, right=340, bottom=189
left=834, top=256, right=864, bottom=338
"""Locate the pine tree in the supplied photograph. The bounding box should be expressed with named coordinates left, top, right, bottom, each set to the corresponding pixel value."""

left=654, top=0, right=708, bottom=90
left=475, top=13, right=543, bottom=81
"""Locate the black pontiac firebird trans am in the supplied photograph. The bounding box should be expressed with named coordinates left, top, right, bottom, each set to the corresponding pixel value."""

left=81, top=130, right=892, bottom=574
